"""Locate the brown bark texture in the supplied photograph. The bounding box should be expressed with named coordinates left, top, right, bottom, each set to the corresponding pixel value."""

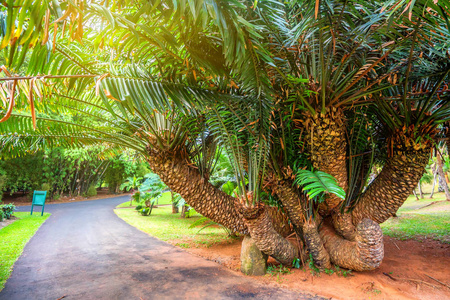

left=265, top=206, right=292, bottom=238
left=331, top=211, right=357, bottom=241
left=242, top=204, right=299, bottom=265
left=352, top=148, right=430, bottom=224
left=302, top=220, right=332, bottom=269
left=320, top=218, right=384, bottom=271
left=271, top=178, right=305, bottom=230
left=303, top=107, right=348, bottom=213
left=146, top=147, right=248, bottom=234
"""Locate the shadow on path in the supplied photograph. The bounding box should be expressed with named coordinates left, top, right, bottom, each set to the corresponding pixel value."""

left=1, top=197, right=323, bottom=300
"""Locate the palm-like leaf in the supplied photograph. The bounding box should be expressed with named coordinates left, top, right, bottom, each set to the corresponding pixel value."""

left=295, top=169, right=346, bottom=201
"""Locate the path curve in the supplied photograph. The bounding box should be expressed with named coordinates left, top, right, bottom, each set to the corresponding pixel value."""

left=0, top=197, right=323, bottom=300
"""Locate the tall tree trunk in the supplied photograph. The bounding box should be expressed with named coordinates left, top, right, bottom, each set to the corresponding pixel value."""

left=418, top=182, right=424, bottom=199
left=436, top=153, right=450, bottom=200
left=146, top=147, right=248, bottom=234
left=320, top=218, right=384, bottom=271
left=430, top=167, right=438, bottom=199
left=438, top=173, right=446, bottom=192
left=412, top=189, right=419, bottom=200
left=303, top=107, right=348, bottom=213
left=352, top=148, right=430, bottom=224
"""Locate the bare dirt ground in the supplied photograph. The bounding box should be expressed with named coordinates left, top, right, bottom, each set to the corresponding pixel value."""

left=1, top=188, right=132, bottom=206
left=0, top=216, right=18, bottom=230
left=182, top=236, right=450, bottom=300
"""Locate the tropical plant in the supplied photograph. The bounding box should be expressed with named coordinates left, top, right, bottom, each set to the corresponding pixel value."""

left=0, top=203, right=16, bottom=219
left=0, top=0, right=449, bottom=274
left=120, top=176, right=143, bottom=192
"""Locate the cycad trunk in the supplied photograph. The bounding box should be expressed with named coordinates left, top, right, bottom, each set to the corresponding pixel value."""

left=239, top=203, right=299, bottom=265
left=146, top=146, right=248, bottom=234
left=320, top=218, right=384, bottom=271
left=271, top=179, right=332, bottom=268
left=352, top=148, right=430, bottom=224
left=303, top=107, right=348, bottom=213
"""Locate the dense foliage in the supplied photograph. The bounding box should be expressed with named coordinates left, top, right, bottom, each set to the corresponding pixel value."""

left=0, top=147, right=148, bottom=199
left=0, top=0, right=449, bottom=272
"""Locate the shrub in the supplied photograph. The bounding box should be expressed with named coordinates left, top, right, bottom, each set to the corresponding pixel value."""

left=84, top=185, right=97, bottom=197
left=41, top=183, right=51, bottom=191
left=1, top=203, right=16, bottom=219
left=0, top=210, right=4, bottom=222
left=139, top=207, right=151, bottom=216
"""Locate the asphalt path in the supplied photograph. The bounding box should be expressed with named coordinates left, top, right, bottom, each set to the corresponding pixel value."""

left=0, top=197, right=323, bottom=300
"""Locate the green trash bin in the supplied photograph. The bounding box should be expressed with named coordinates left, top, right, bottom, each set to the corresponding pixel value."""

left=31, top=191, right=47, bottom=216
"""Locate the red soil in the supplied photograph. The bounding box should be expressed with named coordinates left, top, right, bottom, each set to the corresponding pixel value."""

left=184, top=236, right=450, bottom=300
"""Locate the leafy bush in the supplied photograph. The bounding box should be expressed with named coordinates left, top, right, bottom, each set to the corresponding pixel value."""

left=1, top=203, right=16, bottom=219
left=0, top=146, right=115, bottom=199
left=84, top=185, right=97, bottom=197
left=185, top=206, right=196, bottom=218
left=0, top=210, right=4, bottom=222
left=139, top=207, right=152, bottom=216
left=41, top=183, right=51, bottom=191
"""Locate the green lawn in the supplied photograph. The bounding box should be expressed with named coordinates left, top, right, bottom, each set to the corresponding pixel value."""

left=380, top=192, right=450, bottom=243
left=114, top=205, right=234, bottom=248
left=116, top=191, right=173, bottom=208
left=0, top=212, right=50, bottom=291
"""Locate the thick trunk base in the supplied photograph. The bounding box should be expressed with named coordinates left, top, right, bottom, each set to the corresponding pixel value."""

left=242, top=204, right=298, bottom=265
left=320, top=218, right=384, bottom=271
left=302, top=220, right=331, bottom=269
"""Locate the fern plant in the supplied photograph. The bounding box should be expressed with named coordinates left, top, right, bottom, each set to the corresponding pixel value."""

left=295, top=169, right=346, bottom=202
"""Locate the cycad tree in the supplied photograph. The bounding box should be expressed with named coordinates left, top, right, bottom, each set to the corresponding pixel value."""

left=1, top=0, right=449, bottom=273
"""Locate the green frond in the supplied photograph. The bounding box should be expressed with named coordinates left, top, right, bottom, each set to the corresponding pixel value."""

left=295, top=169, right=346, bottom=201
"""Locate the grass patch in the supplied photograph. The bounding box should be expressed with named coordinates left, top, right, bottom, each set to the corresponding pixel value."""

left=381, top=194, right=449, bottom=243
left=115, top=191, right=173, bottom=208
left=114, top=205, right=233, bottom=248
left=0, top=212, right=50, bottom=291
left=381, top=214, right=449, bottom=243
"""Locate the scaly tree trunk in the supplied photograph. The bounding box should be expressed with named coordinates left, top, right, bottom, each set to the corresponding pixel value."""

left=270, top=178, right=305, bottom=232
left=303, top=107, right=348, bottom=213
left=270, top=178, right=332, bottom=268
left=265, top=206, right=292, bottom=238
left=146, top=147, right=248, bottom=234
left=238, top=202, right=299, bottom=265
left=320, top=218, right=384, bottom=271
left=303, top=108, right=359, bottom=242
left=303, top=220, right=332, bottom=269
left=352, top=148, right=430, bottom=224
left=436, top=153, right=450, bottom=200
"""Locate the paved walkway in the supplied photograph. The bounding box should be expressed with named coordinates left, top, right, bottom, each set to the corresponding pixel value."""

left=0, top=197, right=323, bottom=300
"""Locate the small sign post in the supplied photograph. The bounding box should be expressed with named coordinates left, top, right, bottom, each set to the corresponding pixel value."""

left=31, top=191, right=47, bottom=216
